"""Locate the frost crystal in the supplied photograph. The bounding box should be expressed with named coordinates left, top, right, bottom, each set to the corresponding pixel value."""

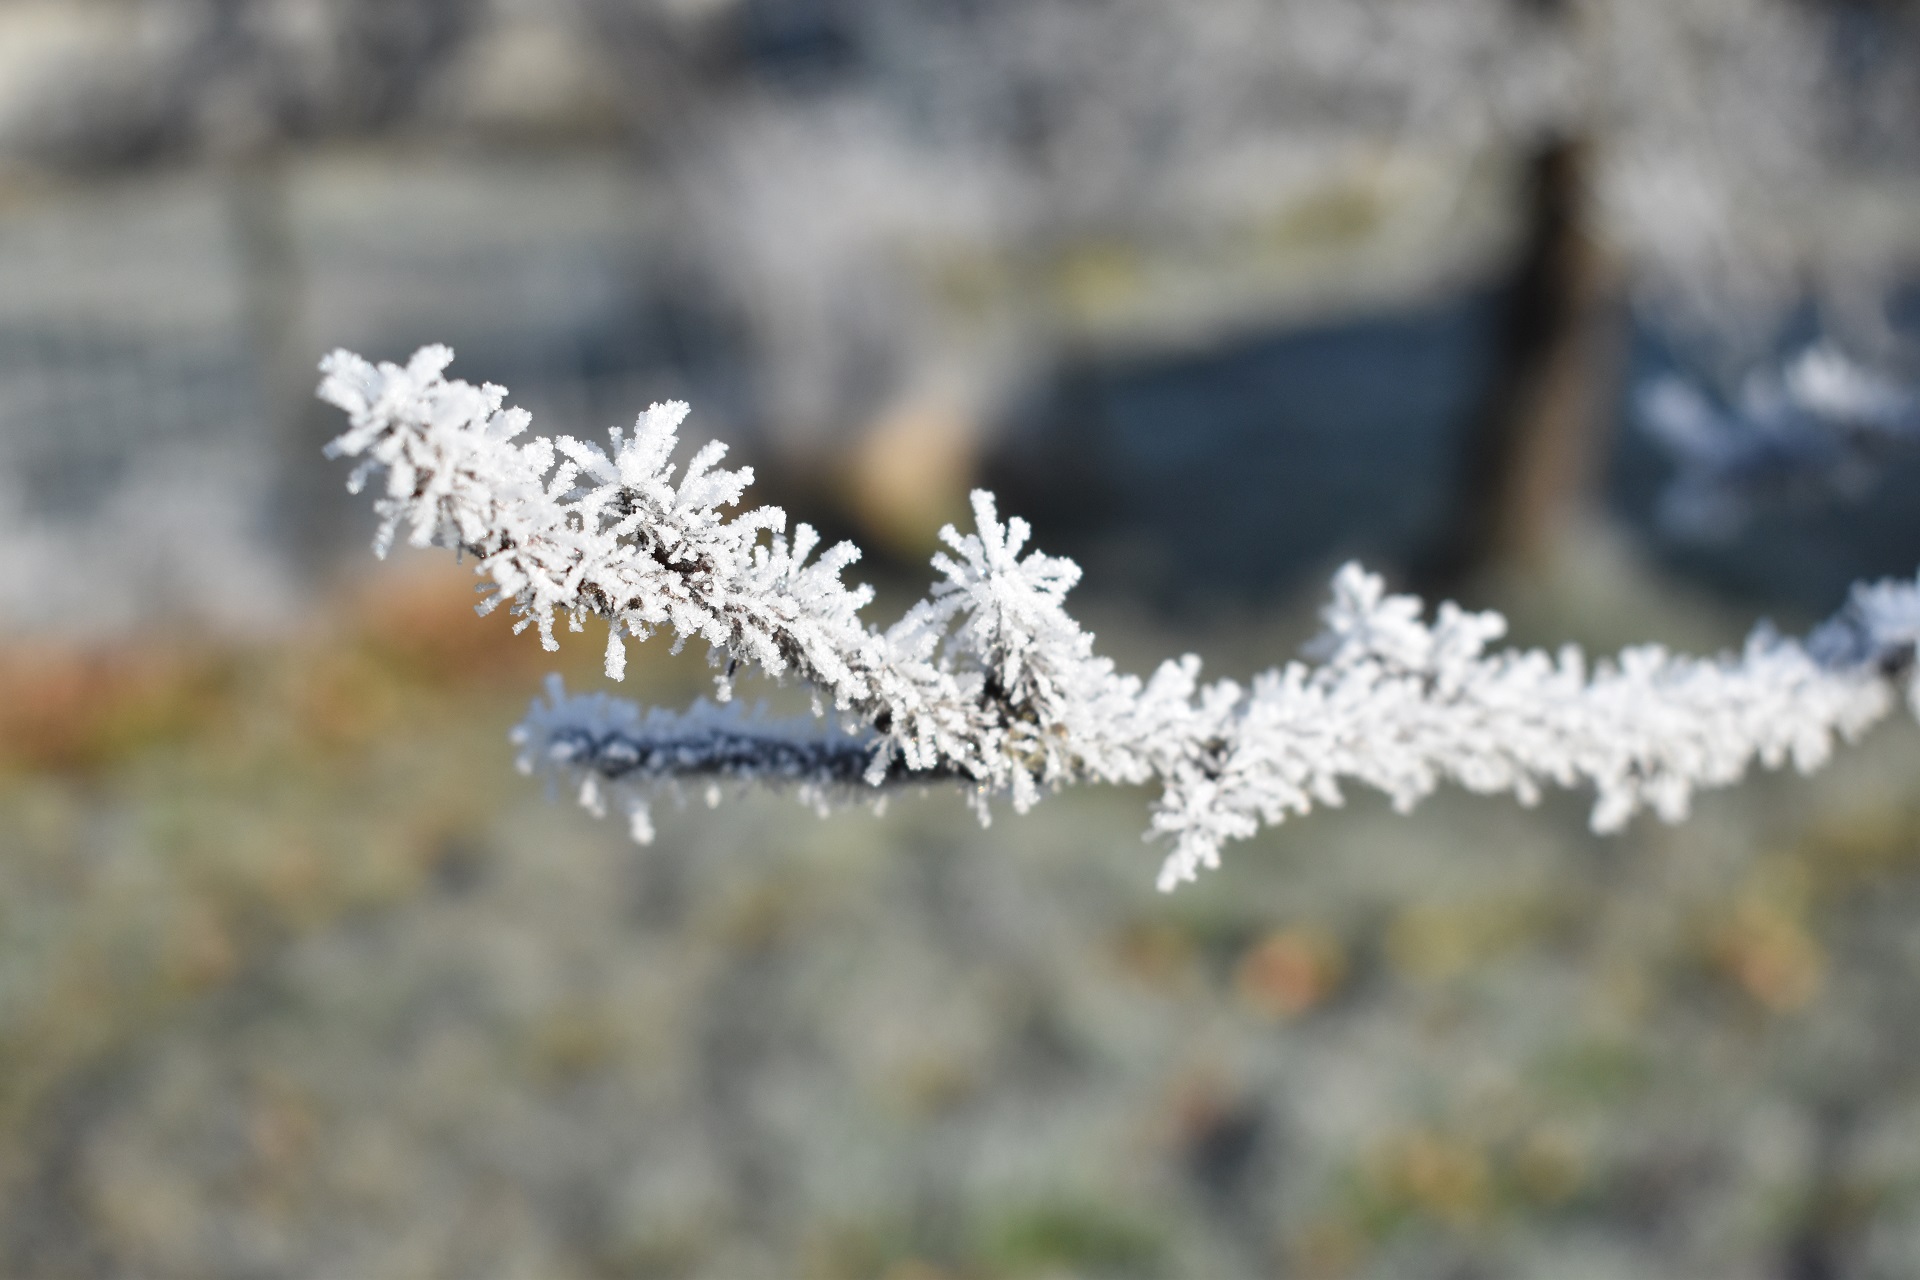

left=323, top=348, right=1920, bottom=891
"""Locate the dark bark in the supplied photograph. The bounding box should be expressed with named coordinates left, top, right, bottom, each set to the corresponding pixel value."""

left=1419, top=135, right=1624, bottom=593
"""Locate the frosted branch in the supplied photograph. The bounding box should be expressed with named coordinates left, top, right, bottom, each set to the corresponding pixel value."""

left=322, top=347, right=1920, bottom=891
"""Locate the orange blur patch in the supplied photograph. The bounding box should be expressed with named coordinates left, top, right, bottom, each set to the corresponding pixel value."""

left=1290, top=1218, right=1364, bottom=1279
left=1110, top=919, right=1195, bottom=987
left=844, top=395, right=977, bottom=558
left=346, top=563, right=589, bottom=688
left=0, top=563, right=605, bottom=776
left=1372, top=1129, right=1492, bottom=1228
left=1711, top=898, right=1825, bottom=1012
left=0, top=644, right=227, bottom=773
left=1234, top=925, right=1346, bottom=1018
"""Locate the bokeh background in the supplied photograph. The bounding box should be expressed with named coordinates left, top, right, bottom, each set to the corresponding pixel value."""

left=3, top=2, right=1920, bottom=1277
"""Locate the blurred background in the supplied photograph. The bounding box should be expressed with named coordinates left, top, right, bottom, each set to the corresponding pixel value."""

left=2, top=1, right=1920, bottom=1276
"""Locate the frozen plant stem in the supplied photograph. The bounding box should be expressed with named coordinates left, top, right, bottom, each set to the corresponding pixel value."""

left=319, top=347, right=1920, bottom=891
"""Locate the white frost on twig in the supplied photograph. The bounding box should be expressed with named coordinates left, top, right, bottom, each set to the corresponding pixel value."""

left=322, top=347, right=1920, bottom=891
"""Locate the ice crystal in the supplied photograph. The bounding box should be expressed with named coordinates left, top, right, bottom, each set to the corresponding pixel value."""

left=323, top=348, right=1920, bottom=891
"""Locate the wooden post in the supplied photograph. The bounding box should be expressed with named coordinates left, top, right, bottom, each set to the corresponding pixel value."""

left=1420, top=133, right=1624, bottom=592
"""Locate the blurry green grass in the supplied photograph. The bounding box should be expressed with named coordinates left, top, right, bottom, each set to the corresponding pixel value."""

left=3, top=563, right=1920, bottom=1277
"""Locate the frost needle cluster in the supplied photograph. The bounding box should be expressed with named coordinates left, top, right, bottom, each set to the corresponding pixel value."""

left=320, top=347, right=1920, bottom=890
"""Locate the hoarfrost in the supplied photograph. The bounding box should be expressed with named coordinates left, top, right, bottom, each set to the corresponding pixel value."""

left=323, top=347, right=1920, bottom=891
